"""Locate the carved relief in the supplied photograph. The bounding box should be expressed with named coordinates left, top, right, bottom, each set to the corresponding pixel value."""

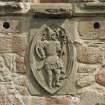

left=35, top=26, right=66, bottom=89
left=27, top=25, right=76, bottom=94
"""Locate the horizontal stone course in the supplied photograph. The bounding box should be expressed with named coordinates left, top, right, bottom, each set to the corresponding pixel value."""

left=77, top=63, right=98, bottom=73
left=0, top=35, right=27, bottom=53
left=0, top=93, right=104, bottom=105
left=76, top=45, right=104, bottom=64
left=80, top=91, right=105, bottom=105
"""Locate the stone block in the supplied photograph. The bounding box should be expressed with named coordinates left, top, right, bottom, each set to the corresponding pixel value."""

left=78, top=21, right=105, bottom=40
left=29, top=96, right=70, bottom=105
left=0, top=94, right=28, bottom=105
left=0, top=36, right=27, bottom=53
left=31, top=0, right=40, bottom=3
left=80, top=91, right=105, bottom=105
left=76, top=75, right=95, bottom=88
left=0, top=20, right=21, bottom=33
left=40, top=0, right=69, bottom=3
left=74, top=0, right=94, bottom=2
left=95, top=69, right=105, bottom=87
left=46, top=96, right=69, bottom=105
left=77, top=45, right=104, bottom=64
left=77, top=63, right=98, bottom=73
left=16, top=54, right=26, bottom=73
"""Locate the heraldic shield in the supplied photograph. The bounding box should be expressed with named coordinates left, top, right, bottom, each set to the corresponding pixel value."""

left=27, top=25, right=76, bottom=95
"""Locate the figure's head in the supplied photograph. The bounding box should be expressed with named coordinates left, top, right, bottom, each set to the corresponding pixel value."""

left=50, top=30, right=57, bottom=40
left=42, top=31, right=48, bottom=40
left=42, top=26, right=57, bottom=40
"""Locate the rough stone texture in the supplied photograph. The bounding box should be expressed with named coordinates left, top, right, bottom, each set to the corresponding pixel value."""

left=76, top=45, right=104, bottom=64
left=0, top=20, right=21, bottom=33
left=77, top=0, right=94, bottom=1
left=80, top=91, right=105, bottom=105
left=95, top=69, right=105, bottom=87
left=0, top=1, right=30, bottom=13
left=76, top=75, right=95, bottom=88
left=0, top=53, right=28, bottom=96
left=28, top=96, right=80, bottom=105
left=31, top=0, right=70, bottom=3
left=0, top=36, right=27, bottom=53
left=16, top=54, right=26, bottom=73
left=40, top=0, right=69, bottom=3
left=46, top=96, right=69, bottom=105
left=31, top=0, right=39, bottom=3
left=78, top=21, right=105, bottom=40
left=0, top=0, right=105, bottom=105
left=0, top=94, right=29, bottom=105
left=0, top=0, right=26, bottom=1
left=77, top=63, right=98, bottom=73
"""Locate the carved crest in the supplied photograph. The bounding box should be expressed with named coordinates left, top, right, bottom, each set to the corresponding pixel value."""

left=28, top=25, right=75, bottom=94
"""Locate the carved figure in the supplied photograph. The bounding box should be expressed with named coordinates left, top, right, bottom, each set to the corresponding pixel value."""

left=35, top=26, right=66, bottom=88
left=28, top=24, right=75, bottom=94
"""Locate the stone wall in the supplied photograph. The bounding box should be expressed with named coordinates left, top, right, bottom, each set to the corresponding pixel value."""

left=0, top=0, right=105, bottom=105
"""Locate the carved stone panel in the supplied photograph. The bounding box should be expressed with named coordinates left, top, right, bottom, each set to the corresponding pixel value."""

left=26, top=19, right=77, bottom=95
